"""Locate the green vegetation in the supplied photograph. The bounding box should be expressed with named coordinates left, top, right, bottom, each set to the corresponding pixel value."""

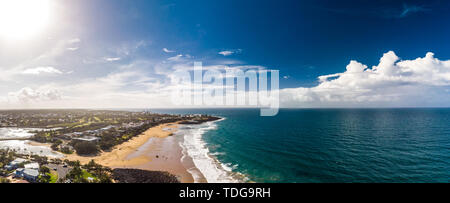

left=38, top=166, right=58, bottom=183
left=51, top=139, right=63, bottom=151
left=72, top=141, right=99, bottom=155
left=81, top=170, right=96, bottom=181
left=62, top=160, right=112, bottom=183
left=0, top=177, right=10, bottom=183
left=0, top=110, right=220, bottom=183
left=60, top=146, right=74, bottom=154
left=31, top=154, right=48, bottom=165
left=1, top=110, right=193, bottom=156
left=49, top=172, right=58, bottom=183
left=0, top=149, right=16, bottom=173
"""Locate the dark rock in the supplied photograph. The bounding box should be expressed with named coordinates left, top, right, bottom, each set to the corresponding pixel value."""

left=179, top=116, right=221, bottom=125
left=112, top=168, right=180, bottom=183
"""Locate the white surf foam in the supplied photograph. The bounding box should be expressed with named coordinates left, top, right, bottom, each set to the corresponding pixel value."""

left=178, top=118, right=241, bottom=183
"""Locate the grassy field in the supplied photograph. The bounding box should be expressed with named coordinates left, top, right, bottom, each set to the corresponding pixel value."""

left=82, top=170, right=97, bottom=182
left=47, top=171, right=58, bottom=183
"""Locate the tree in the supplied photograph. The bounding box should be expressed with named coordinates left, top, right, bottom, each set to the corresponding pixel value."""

left=73, top=142, right=99, bottom=155
left=39, top=174, right=51, bottom=183
left=65, top=164, right=84, bottom=183
left=31, top=155, right=48, bottom=165
left=0, top=177, right=10, bottom=183
left=40, top=166, right=50, bottom=174
left=99, top=134, right=117, bottom=151
left=60, top=146, right=73, bottom=154
left=97, top=172, right=112, bottom=183
left=51, top=143, right=60, bottom=151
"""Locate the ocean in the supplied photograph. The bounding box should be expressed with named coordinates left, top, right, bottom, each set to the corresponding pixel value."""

left=151, top=108, right=450, bottom=183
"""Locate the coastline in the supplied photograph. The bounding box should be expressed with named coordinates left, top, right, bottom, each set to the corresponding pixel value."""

left=179, top=117, right=243, bottom=183
left=65, top=122, right=205, bottom=183
left=1, top=116, right=239, bottom=183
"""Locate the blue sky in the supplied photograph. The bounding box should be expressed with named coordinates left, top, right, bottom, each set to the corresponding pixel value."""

left=0, top=0, right=449, bottom=108
left=81, top=0, right=450, bottom=87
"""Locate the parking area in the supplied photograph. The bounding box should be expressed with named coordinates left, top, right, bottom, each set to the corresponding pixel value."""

left=45, top=163, right=72, bottom=182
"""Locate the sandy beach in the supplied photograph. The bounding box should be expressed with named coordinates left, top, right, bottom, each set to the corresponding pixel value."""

left=66, top=123, right=206, bottom=183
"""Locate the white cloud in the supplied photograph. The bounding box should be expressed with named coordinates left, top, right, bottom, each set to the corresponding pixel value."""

left=219, top=49, right=242, bottom=56
left=43, top=70, right=171, bottom=108
left=219, top=51, right=234, bottom=56
left=22, top=67, right=63, bottom=75
left=167, top=54, right=187, bottom=62
left=67, top=47, right=79, bottom=51
left=7, top=87, right=62, bottom=103
left=0, top=38, right=81, bottom=81
left=104, top=57, right=121, bottom=62
left=3, top=45, right=450, bottom=109
left=115, top=40, right=150, bottom=56
left=68, top=38, right=81, bottom=44
left=281, top=51, right=450, bottom=107
left=163, top=48, right=175, bottom=53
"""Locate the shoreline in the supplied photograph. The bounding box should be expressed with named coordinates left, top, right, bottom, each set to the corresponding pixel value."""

left=1, top=116, right=232, bottom=183
left=179, top=117, right=244, bottom=183
left=65, top=122, right=206, bottom=183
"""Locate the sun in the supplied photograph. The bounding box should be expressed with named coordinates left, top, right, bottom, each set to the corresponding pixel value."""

left=0, top=0, right=52, bottom=41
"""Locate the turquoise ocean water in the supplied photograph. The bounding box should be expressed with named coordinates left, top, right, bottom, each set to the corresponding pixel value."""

left=151, top=108, right=450, bottom=183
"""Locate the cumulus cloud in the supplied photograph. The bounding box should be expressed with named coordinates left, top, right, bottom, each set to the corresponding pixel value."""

left=281, top=51, right=450, bottom=107
left=22, top=67, right=63, bottom=75
left=3, top=46, right=450, bottom=109
left=8, top=87, right=62, bottom=103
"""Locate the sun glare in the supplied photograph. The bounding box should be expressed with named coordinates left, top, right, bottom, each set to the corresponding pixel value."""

left=0, top=0, right=52, bottom=41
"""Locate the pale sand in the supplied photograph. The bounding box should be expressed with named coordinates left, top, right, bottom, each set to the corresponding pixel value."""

left=27, top=141, right=51, bottom=147
left=65, top=123, right=205, bottom=183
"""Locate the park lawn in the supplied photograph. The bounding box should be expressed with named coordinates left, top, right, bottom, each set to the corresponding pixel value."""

left=82, top=170, right=97, bottom=182
left=73, top=122, right=92, bottom=128
left=47, top=171, right=58, bottom=183
left=47, top=122, right=82, bottom=128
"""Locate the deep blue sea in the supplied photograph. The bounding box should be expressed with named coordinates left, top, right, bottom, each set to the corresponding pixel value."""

left=150, top=108, right=450, bottom=183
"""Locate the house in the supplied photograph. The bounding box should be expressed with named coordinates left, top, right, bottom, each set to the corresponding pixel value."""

left=15, top=168, right=39, bottom=182
left=24, top=162, right=40, bottom=170
left=23, top=169, right=39, bottom=182
left=15, top=168, right=24, bottom=177
left=5, top=158, right=27, bottom=170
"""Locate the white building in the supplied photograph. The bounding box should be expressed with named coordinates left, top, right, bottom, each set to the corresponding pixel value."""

left=24, top=162, right=40, bottom=170
left=5, top=158, right=27, bottom=170
left=15, top=168, right=40, bottom=182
